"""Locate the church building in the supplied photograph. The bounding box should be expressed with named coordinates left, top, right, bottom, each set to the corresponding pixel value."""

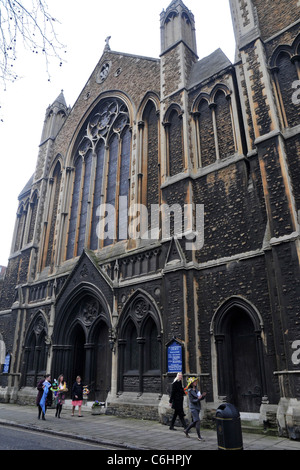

left=0, top=0, right=300, bottom=439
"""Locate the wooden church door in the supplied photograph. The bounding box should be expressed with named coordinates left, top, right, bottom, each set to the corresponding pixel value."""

left=216, top=304, right=264, bottom=413
left=229, top=310, right=262, bottom=413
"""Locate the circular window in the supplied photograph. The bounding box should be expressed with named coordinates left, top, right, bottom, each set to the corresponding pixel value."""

left=96, top=62, right=111, bottom=84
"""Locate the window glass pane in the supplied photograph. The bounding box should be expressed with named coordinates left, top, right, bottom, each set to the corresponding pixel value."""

left=66, top=157, right=82, bottom=259
left=90, top=141, right=105, bottom=250
left=67, top=98, right=131, bottom=255
left=104, top=134, right=119, bottom=246
left=45, top=162, right=62, bottom=266
left=118, top=127, right=131, bottom=240
left=77, top=151, right=92, bottom=255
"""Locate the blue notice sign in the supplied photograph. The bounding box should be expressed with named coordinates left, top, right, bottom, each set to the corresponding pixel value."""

left=168, top=341, right=182, bottom=373
left=3, top=354, right=10, bottom=374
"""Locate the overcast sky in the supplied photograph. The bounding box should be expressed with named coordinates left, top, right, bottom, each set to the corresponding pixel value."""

left=0, top=0, right=236, bottom=266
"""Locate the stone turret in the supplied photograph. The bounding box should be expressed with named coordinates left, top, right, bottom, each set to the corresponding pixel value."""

left=160, top=0, right=197, bottom=57
left=40, top=90, right=69, bottom=144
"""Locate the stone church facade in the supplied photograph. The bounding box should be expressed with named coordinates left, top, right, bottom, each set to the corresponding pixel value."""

left=1, top=0, right=300, bottom=438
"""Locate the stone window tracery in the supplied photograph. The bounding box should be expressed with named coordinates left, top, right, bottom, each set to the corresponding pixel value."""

left=66, top=98, right=131, bottom=259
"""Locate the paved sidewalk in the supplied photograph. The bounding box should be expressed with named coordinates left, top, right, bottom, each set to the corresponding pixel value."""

left=0, top=403, right=300, bottom=451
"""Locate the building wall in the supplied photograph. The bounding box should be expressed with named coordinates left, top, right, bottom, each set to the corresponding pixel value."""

left=0, top=0, right=300, bottom=437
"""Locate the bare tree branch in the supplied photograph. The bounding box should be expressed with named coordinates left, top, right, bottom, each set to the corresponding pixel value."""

left=0, top=0, right=66, bottom=89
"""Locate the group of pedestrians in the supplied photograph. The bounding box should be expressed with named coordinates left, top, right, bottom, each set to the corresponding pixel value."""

left=36, top=374, right=86, bottom=420
left=169, top=373, right=206, bottom=441
left=36, top=370, right=205, bottom=440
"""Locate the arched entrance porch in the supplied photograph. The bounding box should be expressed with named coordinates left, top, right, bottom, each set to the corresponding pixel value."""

left=212, top=297, right=267, bottom=413
left=52, top=287, right=112, bottom=401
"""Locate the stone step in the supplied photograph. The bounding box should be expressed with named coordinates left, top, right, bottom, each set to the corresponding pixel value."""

left=241, top=421, right=278, bottom=437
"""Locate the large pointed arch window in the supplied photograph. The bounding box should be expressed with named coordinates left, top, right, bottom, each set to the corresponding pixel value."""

left=66, top=98, right=131, bottom=259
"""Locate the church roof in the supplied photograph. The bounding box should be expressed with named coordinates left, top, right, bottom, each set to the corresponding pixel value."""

left=18, top=174, right=34, bottom=199
left=188, top=48, right=232, bottom=89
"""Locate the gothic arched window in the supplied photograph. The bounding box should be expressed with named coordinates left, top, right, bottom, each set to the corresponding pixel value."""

left=66, top=97, right=131, bottom=259
left=271, top=49, right=300, bottom=128
left=194, top=86, right=236, bottom=168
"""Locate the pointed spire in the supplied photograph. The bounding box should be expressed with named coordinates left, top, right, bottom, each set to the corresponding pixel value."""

left=160, top=0, right=197, bottom=56
left=40, top=90, right=69, bottom=144
left=165, top=0, right=190, bottom=14
left=52, top=89, right=67, bottom=109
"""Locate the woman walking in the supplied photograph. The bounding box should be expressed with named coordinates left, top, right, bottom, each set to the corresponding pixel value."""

left=184, top=377, right=206, bottom=441
left=36, top=374, right=51, bottom=420
left=169, top=372, right=186, bottom=430
left=71, top=375, right=84, bottom=417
